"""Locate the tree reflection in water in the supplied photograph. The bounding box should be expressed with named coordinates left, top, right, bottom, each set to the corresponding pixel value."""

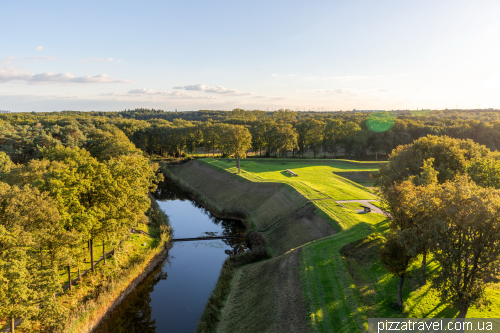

left=95, top=266, right=168, bottom=333
left=153, top=180, right=248, bottom=256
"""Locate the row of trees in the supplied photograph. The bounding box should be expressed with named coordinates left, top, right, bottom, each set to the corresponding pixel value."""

left=0, top=118, right=163, bottom=331
left=117, top=117, right=367, bottom=161
left=376, top=135, right=500, bottom=317
left=3, top=109, right=500, bottom=161
left=114, top=110, right=500, bottom=160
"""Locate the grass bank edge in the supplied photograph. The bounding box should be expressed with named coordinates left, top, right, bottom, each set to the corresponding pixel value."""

left=63, top=195, right=172, bottom=333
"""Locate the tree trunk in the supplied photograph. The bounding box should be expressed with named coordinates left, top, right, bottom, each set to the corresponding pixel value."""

left=90, top=239, right=94, bottom=273
left=397, top=275, right=405, bottom=308
left=10, top=316, right=14, bottom=333
left=421, top=252, right=427, bottom=284
left=237, top=157, right=241, bottom=173
left=458, top=305, right=469, bottom=318
left=68, top=266, right=72, bottom=291
left=375, top=152, right=378, bottom=161
left=103, top=242, right=106, bottom=265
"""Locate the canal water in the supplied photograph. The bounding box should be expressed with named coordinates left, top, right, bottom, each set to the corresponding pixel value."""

left=95, top=180, right=247, bottom=333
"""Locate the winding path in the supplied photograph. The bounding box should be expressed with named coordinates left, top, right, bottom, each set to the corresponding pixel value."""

left=335, top=200, right=386, bottom=215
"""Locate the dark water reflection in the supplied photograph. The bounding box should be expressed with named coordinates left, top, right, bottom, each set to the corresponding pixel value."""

left=95, top=180, right=247, bottom=333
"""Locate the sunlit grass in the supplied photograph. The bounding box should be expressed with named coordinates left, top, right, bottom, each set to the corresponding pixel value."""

left=300, top=195, right=500, bottom=333
left=201, top=158, right=379, bottom=200
left=199, top=157, right=500, bottom=331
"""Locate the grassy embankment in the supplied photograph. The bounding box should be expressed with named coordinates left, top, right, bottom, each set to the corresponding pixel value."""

left=163, top=158, right=378, bottom=332
left=167, top=158, right=500, bottom=333
left=220, top=159, right=500, bottom=330
left=0, top=195, right=172, bottom=333
left=212, top=158, right=500, bottom=331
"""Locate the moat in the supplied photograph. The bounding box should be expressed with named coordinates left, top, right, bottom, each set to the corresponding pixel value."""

left=95, top=180, right=247, bottom=333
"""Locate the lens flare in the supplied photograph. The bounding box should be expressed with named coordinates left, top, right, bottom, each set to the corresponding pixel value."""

left=366, top=111, right=396, bottom=132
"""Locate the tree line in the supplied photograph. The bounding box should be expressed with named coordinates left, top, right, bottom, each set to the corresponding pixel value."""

left=0, top=117, right=163, bottom=332
left=376, top=135, right=500, bottom=318
left=4, top=109, right=500, bottom=163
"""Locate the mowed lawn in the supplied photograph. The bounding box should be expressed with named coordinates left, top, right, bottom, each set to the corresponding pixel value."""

left=198, top=158, right=500, bottom=332
left=201, top=158, right=380, bottom=200
left=302, top=206, right=500, bottom=332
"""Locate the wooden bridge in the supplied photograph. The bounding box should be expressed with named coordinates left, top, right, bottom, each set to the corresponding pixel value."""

left=172, top=235, right=245, bottom=242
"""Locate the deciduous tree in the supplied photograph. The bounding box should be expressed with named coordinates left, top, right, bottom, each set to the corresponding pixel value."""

left=226, top=125, right=252, bottom=173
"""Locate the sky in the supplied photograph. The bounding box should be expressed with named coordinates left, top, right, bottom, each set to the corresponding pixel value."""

left=2, top=0, right=500, bottom=112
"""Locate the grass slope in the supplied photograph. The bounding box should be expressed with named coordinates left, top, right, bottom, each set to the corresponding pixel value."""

left=300, top=198, right=500, bottom=333
left=165, top=160, right=309, bottom=230
left=164, top=160, right=336, bottom=256
left=194, top=159, right=500, bottom=331
left=166, top=159, right=389, bottom=333
left=300, top=207, right=388, bottom=333
left=218, top=250, right=308, bottom=333
left=201, top=159, right=379, bottom=200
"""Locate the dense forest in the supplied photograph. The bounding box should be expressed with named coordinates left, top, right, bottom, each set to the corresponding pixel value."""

left=0, top=114, right=167, bottom=332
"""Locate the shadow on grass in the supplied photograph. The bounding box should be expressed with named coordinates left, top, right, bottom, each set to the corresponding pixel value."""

left=280, top=171, right=293, bottom=178
left=434, top=305, right=458, bottom=318
left=373, top=219, right=390, bottom=233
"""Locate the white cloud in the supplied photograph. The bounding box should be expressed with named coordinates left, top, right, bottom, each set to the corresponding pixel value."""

left=127, top=88, right=160, bottom=95
left=101, top=88, right=217, bottom=100
left=305, top=75, right=370, bottom=81
left=271, top=74, right=278, bottom=77
left=36, top=46, right=44, bottom=51
left=0, top=57, right=56, bottom=64
left=184, top=84, right=206, bottom=91
left=0, top=57, right=16, bottom=64
left=288, top=74, right=295, bottom=77
left=80, top=57, right=118, bottom=63
left=0, top=67, right=131, bottom=84
left=205, top=86, right=250, bottom=95
left=174, top=83, right=250, bottom=96
left=251, top=95, right=286, bottom=100
left=315, top=89, right=358, bottom=95
left=25, top=56, right=57, bottom=60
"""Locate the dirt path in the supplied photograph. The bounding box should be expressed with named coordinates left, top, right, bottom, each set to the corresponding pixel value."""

left=335, top=200, right=386, bottom=214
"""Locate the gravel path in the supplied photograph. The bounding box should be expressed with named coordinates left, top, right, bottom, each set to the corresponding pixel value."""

left=335, top=200, right=386, bottom=215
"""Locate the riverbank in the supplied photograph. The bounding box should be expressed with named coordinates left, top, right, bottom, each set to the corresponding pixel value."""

left=162, top=160, right=337, bottom=256
left=59, top=196, right=171, bottom=333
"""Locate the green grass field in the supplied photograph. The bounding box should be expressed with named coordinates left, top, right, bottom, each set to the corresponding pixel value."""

left=194, top=158, right=500, bottom=332
left=200, top=158, right=379, bottom=200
